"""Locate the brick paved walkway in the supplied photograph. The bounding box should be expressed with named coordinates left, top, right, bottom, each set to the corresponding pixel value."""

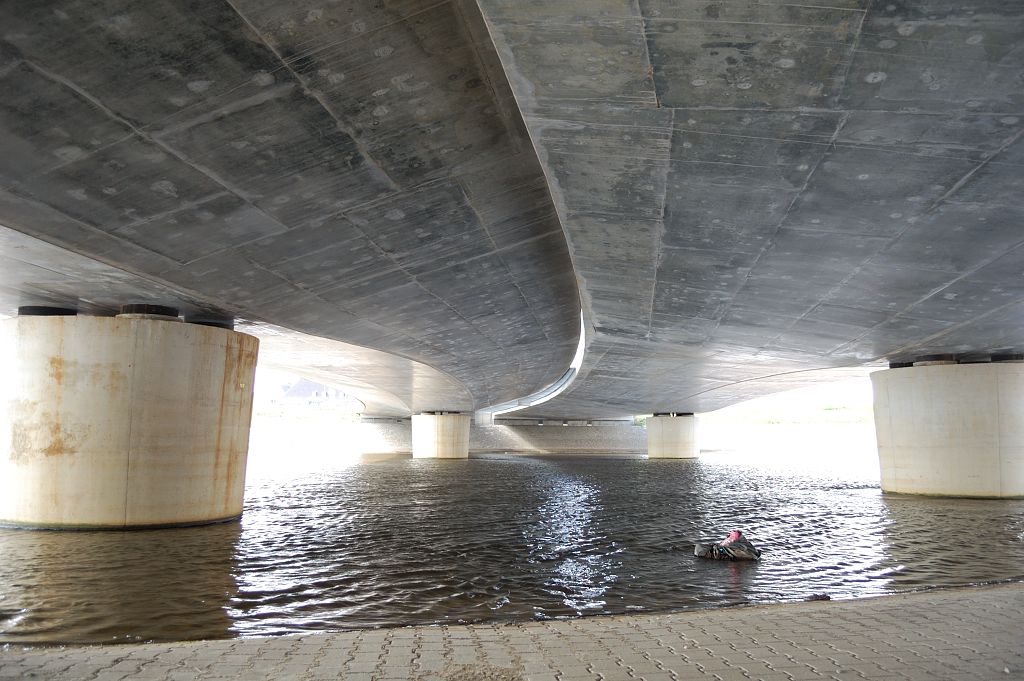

left=1, top=583, right=1021, bottom=681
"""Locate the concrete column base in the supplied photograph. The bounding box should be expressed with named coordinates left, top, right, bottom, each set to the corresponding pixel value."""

left=872, top=363, right=1024, bottom=497
left=0, top=314, right=259, bottom=528
left=646, top=414, right=697, bottom=459
left=412, top=413, right=470, bottom=458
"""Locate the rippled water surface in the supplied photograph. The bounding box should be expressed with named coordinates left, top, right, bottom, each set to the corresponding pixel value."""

left=1, top=453, right=1022, bottom=643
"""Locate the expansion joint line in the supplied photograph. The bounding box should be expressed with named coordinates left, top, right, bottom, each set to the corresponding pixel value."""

left=222, top=0, right=400, bottom=192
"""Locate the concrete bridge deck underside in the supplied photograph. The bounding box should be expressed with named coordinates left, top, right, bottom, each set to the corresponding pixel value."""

left=1, top=0, right=1023, bottom=418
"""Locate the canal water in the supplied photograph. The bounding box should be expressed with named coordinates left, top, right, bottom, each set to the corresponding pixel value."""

left=1, top=453, right=1022, bottom=644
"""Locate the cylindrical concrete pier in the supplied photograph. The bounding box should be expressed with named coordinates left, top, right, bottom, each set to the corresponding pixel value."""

left=412, top=413, right=471, bottom=458
left=871, top=362, right=1024, bottom=497
left=0, top=314, right=259, bottom=528
left=646, top=414, right=697, bottom=458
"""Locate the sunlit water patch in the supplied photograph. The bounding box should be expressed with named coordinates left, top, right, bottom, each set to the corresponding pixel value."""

left=1, top=454, right=1021, bottom=643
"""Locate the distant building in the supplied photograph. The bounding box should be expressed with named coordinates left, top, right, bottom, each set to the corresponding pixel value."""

left=281, top=378, right=361, bottom=411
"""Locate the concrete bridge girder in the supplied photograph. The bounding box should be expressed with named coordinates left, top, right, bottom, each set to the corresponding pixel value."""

left=475, top=0, right=1024, bottom=419
left=1, top=1, right=1022, bottom=418
left=0, top=0, right=580, bottom=413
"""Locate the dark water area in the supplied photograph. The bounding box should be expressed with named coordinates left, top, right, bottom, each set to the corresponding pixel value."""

left=1, top=454, right=1022, bottom=644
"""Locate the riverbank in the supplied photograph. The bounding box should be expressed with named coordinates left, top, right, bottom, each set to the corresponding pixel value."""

left=2, top=582, right=1020, bottom=680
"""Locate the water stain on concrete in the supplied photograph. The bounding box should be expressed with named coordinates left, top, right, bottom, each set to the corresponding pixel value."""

left=47, top=356, right=64, bottom=384
left=9, top=409, right=88, bottom=462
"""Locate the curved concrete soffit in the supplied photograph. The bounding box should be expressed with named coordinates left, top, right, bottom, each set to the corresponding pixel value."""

left=668, top=363, right=886, bottom=417
left=479, top=311, right=586, bottom=417
left=0, top=226, right=473, bottom=418
left=238, top=321, right=475, bottom=418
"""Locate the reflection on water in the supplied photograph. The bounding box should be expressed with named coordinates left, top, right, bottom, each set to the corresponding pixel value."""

left=528, top=475, right=617, bottom=614
left=879, top=494, right=1024, bottom=588
left=1, top=454, right=1022, bottom=643
left=0, top=523, right=239, bottom=643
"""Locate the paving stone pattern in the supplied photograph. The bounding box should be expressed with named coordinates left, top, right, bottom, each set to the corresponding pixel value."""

left=1, top=584, right=1021, bottom=681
